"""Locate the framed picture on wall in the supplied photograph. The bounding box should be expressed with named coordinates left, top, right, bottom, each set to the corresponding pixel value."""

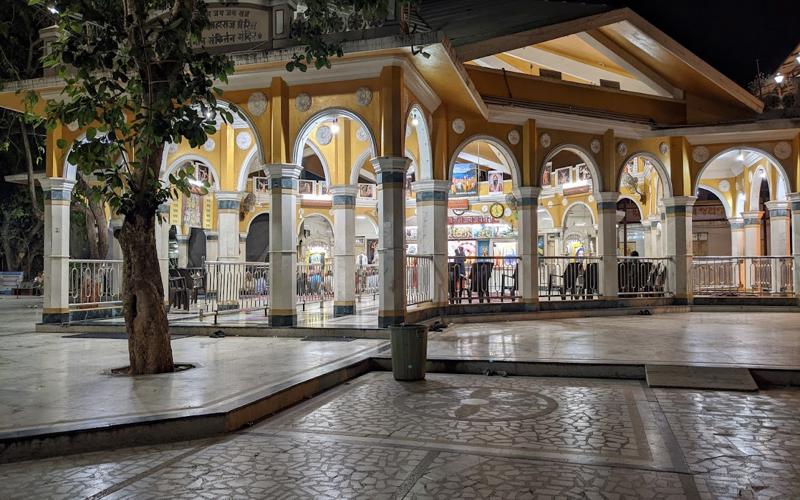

left=253, top=176, right=269, bottom=194
left=298, top=180, right=315, bottom=195
left=487, top=171, right=504, bottom=193
left=576, top=164, right=591, bottom=182
left=555, top=166, right=571, bottom=186
left=318, top=182, right=330, bottom=196
left=358, top=183, right=376, bottom=199
left=450, top=163, right=478, bottom=197
left=542, top=167, right=552, bottom=187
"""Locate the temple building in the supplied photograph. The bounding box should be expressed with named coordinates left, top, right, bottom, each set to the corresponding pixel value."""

left=2, top=1, right=799, bottom=327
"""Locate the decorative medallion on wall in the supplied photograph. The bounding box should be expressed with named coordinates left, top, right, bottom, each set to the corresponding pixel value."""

left=504, top=207, right=512, bottom=217
left=295, top=92, right=312, bottom=112
left=451, top=118, right=465, bottom=134
left=547, top=200, right=553, bottom=208
left=692, top=146, right=710, bottom=163
left=356, top=87, right=373, bottom=106
left=246, top=92, right=267, bottom=116
left=203, top=138, right=215, bottom=152
left=561, top=198, right=568, bottom=206
left=719, top=180, right=730, bottom=193
left=588, top=194, right=595, bottom=203
left=489, top=202, right=505, bottom=219
left=774, top=141, right=792, bottom=160
left=481, top=204, right=489, bottom=213
left=540, top=133, right=551, bottom=148
left=507, top=129, right=520, bottom=146
left=315, top=125, right=333, bottom=145
left=590, top=138, right=601, bottom=154
left=616, top=142, right=627, bottom=157
left=236, top=131, right=252, bottom=150
left=168, top=142, right=178, bottom=154
left=67, top=121, right=79, bottom=132
left=659, top=142, right=669, bottom=155
left=356, top=126, right=369, bottom=142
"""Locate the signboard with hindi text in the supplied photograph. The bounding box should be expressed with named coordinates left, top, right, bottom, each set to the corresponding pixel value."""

left=199, top=6, right=270, bottom=53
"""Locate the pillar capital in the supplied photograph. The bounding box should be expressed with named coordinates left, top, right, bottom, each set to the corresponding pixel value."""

left=215, top=191, right=244, bottom=210
left=788, top=192, right=800, bottom=210
left=40, top=177, right=76, bottom=201
left=371, top=156, right=411, bottom=183
left=741, top=210, right=764, bottom=226
left=330, top=184, right=358, bottom=208
left=265, top=163, right=302, bottom=181
left=765, top=200, right=790, bottom=217
left=596, top=191, right=620, bottom=210
left=514, top=186, right=542, bottom=205
left=728, top=217, right=744, bottom=230
left=204, top=230, right=219, bottom=241
left=412, top=179, right=450, bottom=193
left=662, top=196, right=697, bottom=208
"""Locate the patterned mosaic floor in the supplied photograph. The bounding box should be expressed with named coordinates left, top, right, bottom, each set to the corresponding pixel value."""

left=3, top=372, right=800, bottom=499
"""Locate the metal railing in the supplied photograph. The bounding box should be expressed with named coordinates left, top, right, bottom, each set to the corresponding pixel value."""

left=297, top=262, right=334, bottom=307
left=204, top=261, right=270, bottom=319
left=448, top=255, right=521, bottom=303
left=406, top=255, right=433, bottom=305
left=617, top=257, right=671, bottom=297
left=68, top=259, right=123, bottom=308
left=693, top=256, right=794, bottom=297
left=356, top=263, right=379, bottom=299
left=538, top=256, right=602, bottom=300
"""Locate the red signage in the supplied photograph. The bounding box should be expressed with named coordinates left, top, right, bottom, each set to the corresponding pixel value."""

left=448, top=215, right=494, bottom=225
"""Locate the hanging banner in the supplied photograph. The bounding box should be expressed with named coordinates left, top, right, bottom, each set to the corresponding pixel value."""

left=450, top=163, right=478, bottom=197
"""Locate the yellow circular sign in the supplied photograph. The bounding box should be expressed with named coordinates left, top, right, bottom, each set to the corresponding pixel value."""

left=489, top=202, right=504, bottom=219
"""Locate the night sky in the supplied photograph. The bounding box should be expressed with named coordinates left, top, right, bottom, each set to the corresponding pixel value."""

left=608, top=0, right=800, bottom=87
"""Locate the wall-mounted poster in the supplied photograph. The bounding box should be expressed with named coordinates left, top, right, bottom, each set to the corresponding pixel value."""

left=555, top=166, right=571, bottom=186
left=366, top=239, right=378, bottom=264
left=537, top=235, right=545, bottom=256
left=253, top=176, right=269, bottom=194
left=298, top=180, right=315, bottom=195
left=476, top=239, right=491, bottom=259
left=576, top=164, right=591, bottom=182
left=183, top=193, right=203, bottom=228
left=487, top=171, right=504, bottom=193
left=450, top=163, right=478, bottom=197
left=542, top=167, right=552, bottom=187
left=358, top=183, right=376, bottom=199
left=318, top=182, right=329, bottom=196
left=405, top=226, right=418, bottom=242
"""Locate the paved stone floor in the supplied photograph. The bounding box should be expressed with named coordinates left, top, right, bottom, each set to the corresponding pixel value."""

left=432, top=312, right=800, bottom=368
left=3, top=371, right=800, bottom=499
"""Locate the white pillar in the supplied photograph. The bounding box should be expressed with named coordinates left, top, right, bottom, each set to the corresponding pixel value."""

left=331, top=185, right=357, bottom=317
left=728, top=217, right=745, bottom=256
left=742, top=211, right=764, bottom=256
left=790, top=193, right=800, bottom=300
left=413, top=180, right=450, bottom=311
left=239, top=232, right=247, bottom=261
left=372, top=156, right=409, bottom=327
left=215, top=191, right=243, bottom=261
left=176, top=234, right=189, bottom=268
left=766, top=201, right=791, bottom=256
left=110, top=215, right=123, bottom=260
left=663, top=196, right=696, bottom=304
left=597, top=192, right=619, bottom=299
left=204, top=231, right=219, bottom=262
left=648, top=215, right=662, bottom=258
left=515, top=187, right=541, bottom=308
left=266, top=164, right=302, bottom=326
left=642, top=219, right=653, bottom=257
left=155, top=204, right=170, bottom=300
left=41, top=178, right=76, bottom=324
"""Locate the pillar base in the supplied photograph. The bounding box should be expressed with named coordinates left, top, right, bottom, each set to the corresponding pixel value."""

left=41, top=311, right=71, bottom=324
left=333, top=304, right=355, bottom=317
left=269, top=314, right=297, bottom=327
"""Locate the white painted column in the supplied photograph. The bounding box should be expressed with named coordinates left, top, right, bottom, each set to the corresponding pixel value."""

left=215, top=191, right=244, bottom=261
left=372, top=156, right=410, bottom=327
left=331, top=185, right=358, bottom=317
left=155, top=204, right=171, bottom=300
left=766, top=201, right=791, bottom=256
left=728, top=217, right=745, bottom=256
left=204, top=231, right=219, bottom=262
left=515, top=187, right=541, bottom=309
left=40, top=178, right=76, bottom=324
left=176, top=235, right=189, bottom=268
left=239, top=232, right=247, bottom=261
left=648, top=215, right=662, bottom=258
left=790, top=193, right=800, bottom=300
left=413, top=180, right=450, bottom=312
left=742, top=211, right=764, bottom=256
left=597, top=192, right=619, bottom=299
left=663, top=196, right=696, bottom=304
left=110, top=215, right=123, bottom=260
left=266, top=164, right=302, bottom=326
left=641, top=219, right=653, bottom=257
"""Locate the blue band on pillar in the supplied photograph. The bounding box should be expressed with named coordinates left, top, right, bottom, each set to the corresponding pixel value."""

left=44, top=190, right=71, bottom=201
left=415, top=190, right=447, bottom=202
left=377, top=171, right=405, bottom=184
left=270, top=178, right=297, bottom=190
left=217, top=200, right=240, bottom=210
left=332, top=194, right=356, bottom=207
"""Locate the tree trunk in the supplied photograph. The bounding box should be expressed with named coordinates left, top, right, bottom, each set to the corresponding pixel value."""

left=118, top=207, right=173, bottom=374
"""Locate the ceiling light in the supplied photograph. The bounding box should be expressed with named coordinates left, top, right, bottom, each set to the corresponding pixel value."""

left=736, top=151, right=744, bottom=162
left=774, top=73, right=785, bottom=84
left=205, top=109, right=213, bottom=119
left=330, top=120, right=340, bottom=134
left=759, top=170, right=766, bottom=178
left=47, top=6, right=58, bottom=14
left=411, top=117, right=419, bottom=127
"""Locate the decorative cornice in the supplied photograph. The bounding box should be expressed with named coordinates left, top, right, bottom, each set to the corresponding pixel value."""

left=412, top=179, right=450, bottom=193
left=265, top=163, right=302, bottom=180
